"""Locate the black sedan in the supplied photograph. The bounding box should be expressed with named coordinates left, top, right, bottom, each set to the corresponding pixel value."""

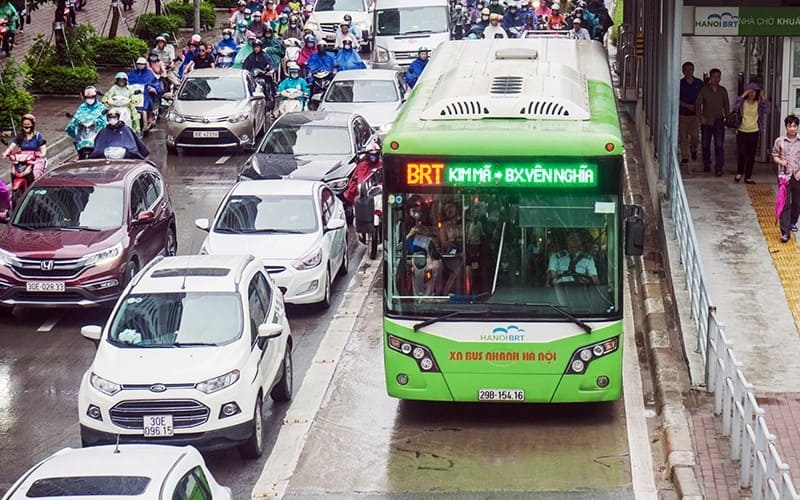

left=238, top=111, right=378, bottom=196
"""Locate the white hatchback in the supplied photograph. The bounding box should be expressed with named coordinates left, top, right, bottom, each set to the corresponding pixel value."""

left=78, top=254, right=292, bottom=460
left=3, top=445, right=231, bottom=499
left=196, top=180, right=349, bottom=308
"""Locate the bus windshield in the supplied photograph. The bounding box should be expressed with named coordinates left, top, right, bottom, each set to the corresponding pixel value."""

left=384, top=161, right=622, bottom=319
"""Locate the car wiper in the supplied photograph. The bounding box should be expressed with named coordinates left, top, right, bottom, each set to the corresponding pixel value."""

left=413, top=308, right=491, bottom=331
left=73, top=226, right=102, bottom=232
left=245, top=228, right=307, bottom=234
left=10, top=222, right=36, bottom=230
left=214, top=227, right=244, bottom=233
left=172, top=342, right=218, bottom=347
left=399, top=30, right=434, bottom=35
left=485, top=301, right=593, bottom=334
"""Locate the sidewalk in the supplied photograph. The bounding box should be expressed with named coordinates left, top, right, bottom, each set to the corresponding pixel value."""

left=673, top=36, right=800, bottom=499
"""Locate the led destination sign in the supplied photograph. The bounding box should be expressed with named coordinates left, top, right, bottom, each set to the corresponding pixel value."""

left=405, top=162, right=598, bottom=188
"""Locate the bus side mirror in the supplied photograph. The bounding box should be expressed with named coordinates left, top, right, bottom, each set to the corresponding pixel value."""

left=624, top=204, right=644, bottom=257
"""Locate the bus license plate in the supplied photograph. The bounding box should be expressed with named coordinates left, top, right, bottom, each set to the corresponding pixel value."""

left=25, top=281, right=65, bottom=292
left=478, top=389, right=525, bottom=401
left=193, top=131, right=219, bottom=139
left=143, top=415, right=173, bottom=437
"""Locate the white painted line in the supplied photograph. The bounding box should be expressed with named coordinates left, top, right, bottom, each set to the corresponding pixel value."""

left=215, top=155, right=231, bottom=165
left=623, top=264, right=659, bottom=500
left=37, top=315, right=63, bottom=333
left=252, top=250, right=380, bottom=500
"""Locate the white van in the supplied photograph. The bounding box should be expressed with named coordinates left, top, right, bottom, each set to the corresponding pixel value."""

left=372, top=0, right=451, bottom=70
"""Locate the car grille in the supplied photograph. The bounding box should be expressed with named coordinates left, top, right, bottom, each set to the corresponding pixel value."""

left=109, top=399, right=210, bottom=430
left=12, top=291, right=86, bottom=302
left=176, top=128, right=240, bottom=146
left=182, top=115, right=229, bottom=124
left=319, top=23, right=338, bottom=35
left=11, top=257, right=86, bottom=279
left=393, top=50, right=419, bottom=60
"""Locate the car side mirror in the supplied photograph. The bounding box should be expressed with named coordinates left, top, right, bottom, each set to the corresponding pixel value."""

left=134, top=210, right=155, bottom=224
left=0, top=211, right=9, bottom=224
left=81, top=325, right=103, bottom=346
left=257, top=323, right=283, bottom=339
left=624, top=204, right=645, bottom=256
left=252, top=91, right=265, bottom=100
left=194, top=218, right=210, bottom=231
left=367, top=185, right=382, bottom=198
left=326, top=218, right=346, bottom=232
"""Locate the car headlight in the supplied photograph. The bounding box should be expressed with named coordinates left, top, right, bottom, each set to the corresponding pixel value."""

left=196, top=369, right=240, bottom=394
left=168, top=110, right=184, bottom=123
left=90, top=372, right=121, bottom=396
left=228, top=111, right=249, bottom=123
left=84, top=242, right=123, bottom=267
left=293, top=248, right=322, bottom=270
left=374, top=45, right=389, bottom=63
left=327, top=177, right=349, bottom=191
left=0, top=247, right=18, bottom=267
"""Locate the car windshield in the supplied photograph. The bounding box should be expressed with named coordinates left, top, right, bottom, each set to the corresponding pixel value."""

left=258, top=125, right=352, bottom=155
left=12, top=186, right=123, bottom=230
left=109, top=292, right=243, bottom=347
left=376, top=6, right=450, bottom=36
left=26, top=476, right=151, bottom=497
left=178, top=77, right=245, bottom=101
left=214, top=195, right=318, bottom=233
left=325, top=80, right=398, bottom=103
left=314, top=0, right=364, bottom=12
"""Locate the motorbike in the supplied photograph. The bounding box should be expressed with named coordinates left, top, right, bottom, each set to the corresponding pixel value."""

left=9, top=151, right=45, bottom=209
left=354, top=168, right=383, bottom=259
left=215, top=46, right=236, bottom=68
left=275, top=87, right=306, bottom=117
left=252, top=68, right=277, bottom=113
left=128, top=83, right=160, bottom=133
left=105, top=94, right=140, bottom=133
left=282, top=38, right=302, bottom=74
left=65, top=111, right=103, bottom=160
left=0, top=17, right=13, bottom=57
left=307, top=70, right=331, bottom=111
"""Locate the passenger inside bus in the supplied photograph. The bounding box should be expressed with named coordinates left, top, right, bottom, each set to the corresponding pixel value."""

left=404, top=195, right=442, bottom=296
left=437, top=200, right=464, bottom=295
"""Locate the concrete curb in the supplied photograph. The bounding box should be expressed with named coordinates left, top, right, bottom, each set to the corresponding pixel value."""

left=619, top=110, right=705, bottom=499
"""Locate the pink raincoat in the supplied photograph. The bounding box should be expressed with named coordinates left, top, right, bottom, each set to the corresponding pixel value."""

left=777, top=174, right=790, bottom=222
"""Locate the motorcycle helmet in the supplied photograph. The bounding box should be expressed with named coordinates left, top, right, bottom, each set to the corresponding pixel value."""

left=551, top=3, right=560, bottom=11
left=287, top=61, right=300, bottom=74
left=253, top=11, right=261, bottom=19
left=253, top=38, right=263, bottom=46
left=244, top=7, right=251, bottom=14
left=222, top=27, right=233, bottom=36
left=237, top=19, right=248, bottom=31
left=317, top=40, right=327, bottom=52
left=304, top=33, right=316, bottom=43
left=135, top=56, right=148, bottom=67
left=237, top=0, right=245, bottom=5
left=418, top=46, right=430, bottom=54
left=21, top=113, right=36, bottom=127
left=481, top=7, right=490, bottom=15
left=489, top=12, right=502, bottom=22
left=282, top=6, right=291, bottom=14
left=83, top=86, right=97, bottom=98
left=155, top=35, right=167, bottom=43
left=191, top=33, right=202, bottom=44
left=114, top=71, right=128, bottom=82
left=365, top=142, right=380, bottom=159
left=343, top=14, right=352, bottom=23
left=246, top=30, right=257, bottom=41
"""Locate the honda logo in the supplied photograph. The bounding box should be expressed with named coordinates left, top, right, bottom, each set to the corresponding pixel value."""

left=40, top=260, right=54, bottom=271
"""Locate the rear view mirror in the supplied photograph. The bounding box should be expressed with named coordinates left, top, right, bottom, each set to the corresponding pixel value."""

left=367, top=185, right=382, bottom=198
left=81, top=325, right=103, bottom=344
left=194, top=218, right=210, bottom=231
left=252, top=91, right=265, bottom=100
left=258, top=323, right=283, bottom=339
left=326, top=218, right=346, bottom=231
left=134, top=210, right=155, bottom=224
left=624, top=204, right=645, bottom=256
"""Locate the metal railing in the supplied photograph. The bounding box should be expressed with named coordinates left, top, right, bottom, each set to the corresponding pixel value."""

left=617, top=24, right=638, bottom=93
left=662, top=127, right=800, bottom=499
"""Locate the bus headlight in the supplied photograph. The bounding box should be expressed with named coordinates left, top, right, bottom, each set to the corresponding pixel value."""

left=565, top=337, right=619, bottom=375
left=387, top=334, right=440, bottom=373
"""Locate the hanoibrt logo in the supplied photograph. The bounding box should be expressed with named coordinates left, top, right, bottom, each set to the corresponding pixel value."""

left=694, top=7, right=740, bottom=35
left=481, top=325, right=526, bottom=342
left=696, top=11, right=739, bottom=29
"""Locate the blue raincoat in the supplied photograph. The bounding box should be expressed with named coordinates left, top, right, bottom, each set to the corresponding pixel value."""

left=306, top=51, right=335, bottom=75
left=127, top=67, right=162, bottom=112
left=65, top=101, right=107, bottom=150
left=90, top=124, right=150, bottom=160
left=405, top=57, right=428, bottom=88
left=334, top=48, right=366, bottom=72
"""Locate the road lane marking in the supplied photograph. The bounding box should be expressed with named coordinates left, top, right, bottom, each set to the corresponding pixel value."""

left=623, top=265, right=659, bottom=499
left=252, top=250, right=379, bottom=500
left=215, top=155, right=231, bottom=165
left=37, top=315, right=63, bottom=333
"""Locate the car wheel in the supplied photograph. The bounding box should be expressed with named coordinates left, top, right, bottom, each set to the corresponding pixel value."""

left=270, top=345, right=293, bottom=402
left=319, top=267, right=331, bottom=309
left=238, top=396, right=264, bottom=459
left=125, top=259, right=139, bottom=285
left=164, top=224, right=177, bottom=256
left=166, top=144, right=177, bottom=155
left=338, top=244, right=349, bottom=277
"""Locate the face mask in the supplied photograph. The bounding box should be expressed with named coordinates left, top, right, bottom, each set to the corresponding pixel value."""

left=368, top=154, right=379, bottom=162
left=280, top=18, right=287, bottom=24
left=108, top=118, right=120, bottom=126
left=306, top=42, right=314, bottom=48
left=481, top=15, right=489, bottom=21
left=149, top=57, right=158, bottom=62
left=136, top=64, right=146, bottom=69
left=22, top=125, right=32, bottom=130
left=224, top=34, right=231, bottom=39
left=289, top=72, right=299, bottom=77
left=85, top=98, right=96, bottom=105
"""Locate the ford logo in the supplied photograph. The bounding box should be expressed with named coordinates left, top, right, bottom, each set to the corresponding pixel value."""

left=149, top=384, right=167, bottom=393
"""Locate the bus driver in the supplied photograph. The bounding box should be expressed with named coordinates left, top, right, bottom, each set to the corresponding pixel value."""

left=405, top=196, right=442, bottom=296
left=545, top=231, right=598, bottom=286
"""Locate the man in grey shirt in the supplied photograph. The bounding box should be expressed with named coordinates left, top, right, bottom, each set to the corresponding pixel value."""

left=696, top=68, right=730, bottom=176
left=773, top=114, right=800, bottom=242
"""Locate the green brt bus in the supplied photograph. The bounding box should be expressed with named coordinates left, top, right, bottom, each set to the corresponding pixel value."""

left=381, top=38, right=643, bottom=403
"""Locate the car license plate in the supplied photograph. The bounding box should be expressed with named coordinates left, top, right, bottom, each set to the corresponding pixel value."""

left=143, top=415, right=173, bottom=437
left=478, top=389, right=525, bottom=401
left=193, top=130, right=219, bottom=139
left=25, top=281, right=65, bottom=292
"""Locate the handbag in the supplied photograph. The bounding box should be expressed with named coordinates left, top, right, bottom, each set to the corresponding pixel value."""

left=725, top=109, right=742, bottom=129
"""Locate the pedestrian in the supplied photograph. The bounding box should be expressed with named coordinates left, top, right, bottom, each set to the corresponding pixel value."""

left=695, top=67, right=730, bottom=176
left=678, top=61, right=704, bottom=169
left=734, top=82, right=770, bottom=184
left=772, top=114, right=800, bottom=243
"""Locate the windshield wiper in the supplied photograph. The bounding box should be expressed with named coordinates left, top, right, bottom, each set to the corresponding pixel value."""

left=485, top=301, right=593, bottom=334
left=73, top=226, right=102, bottom=232
left=399, top=30, right=434, bottom=35
left=214, top=227, right=244, bottom=233
left=10, top=222, right=36, bottom=230
left=413, top=308, right=490, bottom=331
left=244, top=228, right=306, bottom=234
left=172, top=342, right=218, bottom=347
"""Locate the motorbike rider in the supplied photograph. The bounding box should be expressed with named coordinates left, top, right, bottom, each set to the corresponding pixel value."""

left=243, top=38, right=272, bottom=73
left=152, top=35, right=181, bottom=89
left=229, top=0, right=247, bottom=28
left=285, top=14, right=304, bottom=39
left=274, top=13, right=290, bottom=38
left=344, top=141, right=382, bottom=206
left=533, top=0, right=551, bottom=19
left=147, top=51, right=167, bottom=83
left=570, top=17, right=591, bottom=40
left=467, top=7, right=490, bottom=38
left=483, top=13, right=508, bottom=38
left=306, top=39, right=335, bottom=76
left=215, top=27, right=239, bottom=66
left=487, top=0, right=504, bottom=15
left=547, top=3, right=567, bottom=30
left=2, top=114, right=46, bottom=180
left=518, top=0, right=533, bottom=19
left=178, top=35, right=201, bottom=80
left=334, top=39, right=366, bottom=71
left=334, top=20, right=359, bottom=50
left=502, top=1, right=524, bottom=36
left=66, top=86, right=107, bottom=158
left=262, top=25, right=286, bottom=71
left=335, top=14, right=361, bottom=40
left=262, top=0, right=278, bottom=23
left=451, top=3, right=467, bottom=39
left=234, top=18, right=249, bottom=45
left=249, top=11, right=268, bottom=39
left=89, top=108, right=150, bottom=160
left=297, top=33, right=317, bottom=73
left=0, top=0, right=19, bottom=54
left=519, top=12, right=537, bottom=34
left=128, top=57, right=163, bottom=129
left=405, top=47, right=429, bottom=89
left=102, top=72, right=141, bottom=134
left=276, top=62, right=309, bottom=110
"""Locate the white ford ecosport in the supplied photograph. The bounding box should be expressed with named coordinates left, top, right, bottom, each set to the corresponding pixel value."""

left=78, top=254, right=292, bottom=459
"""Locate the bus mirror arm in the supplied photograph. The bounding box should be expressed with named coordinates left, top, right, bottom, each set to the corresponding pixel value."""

left=623, top=204, right=645, bottom=257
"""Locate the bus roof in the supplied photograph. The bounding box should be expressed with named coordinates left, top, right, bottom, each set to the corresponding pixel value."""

left=384, top=39, right=622, bottom=157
